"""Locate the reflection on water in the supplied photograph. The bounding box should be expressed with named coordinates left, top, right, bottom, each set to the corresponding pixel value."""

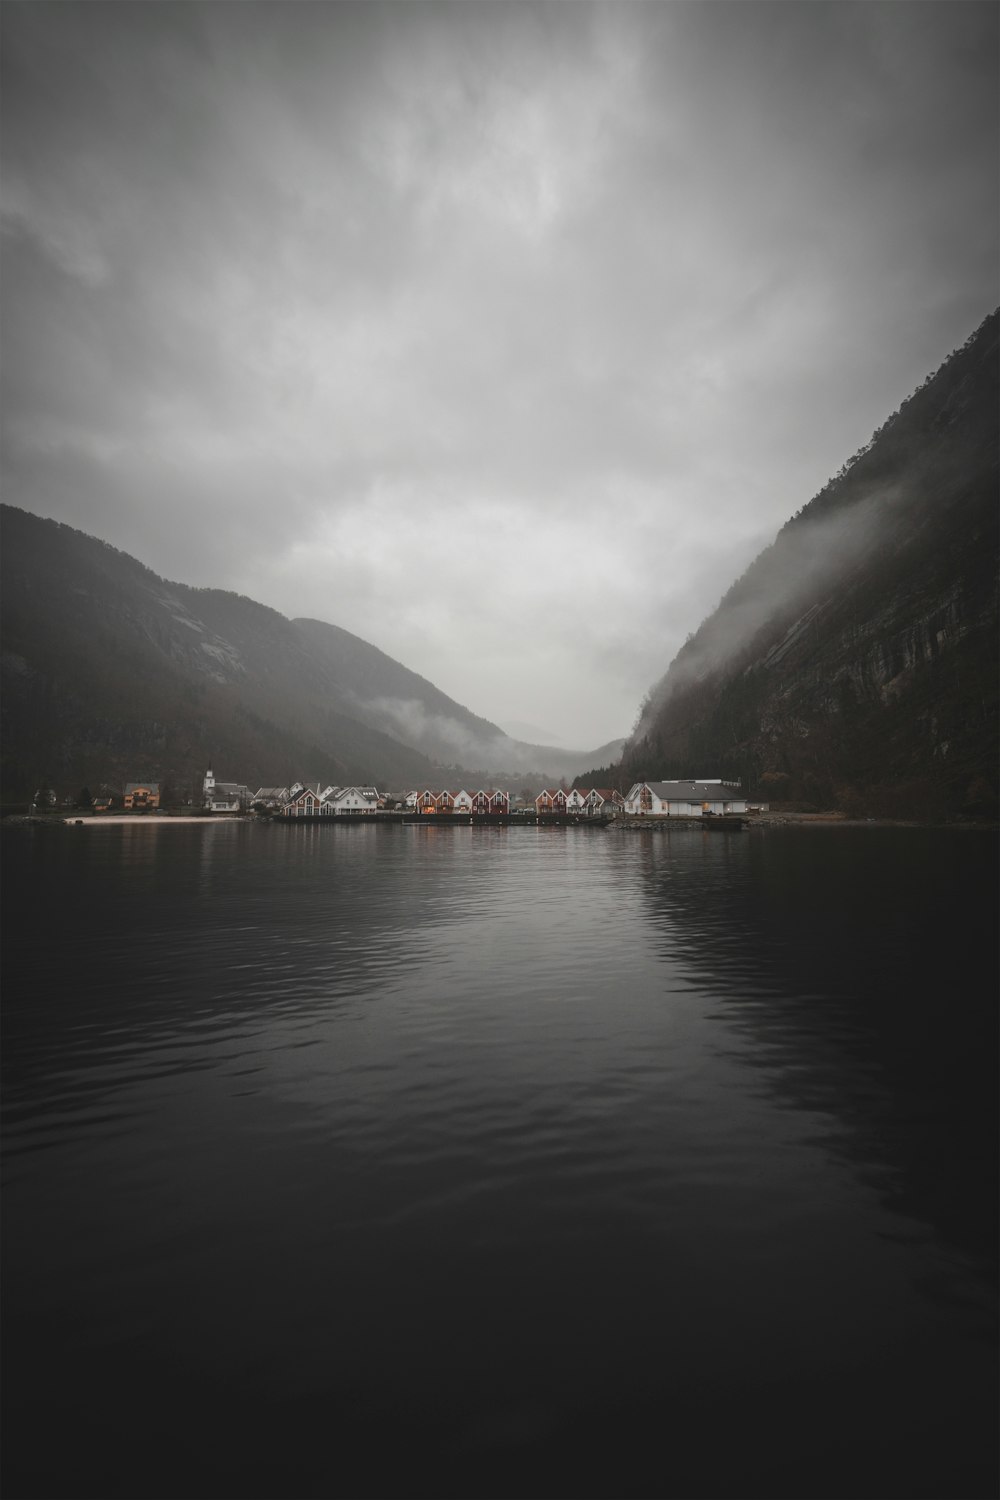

left=632, top=827, right=998, bottom=1276
left=2, top=821, right=996, bottom=1500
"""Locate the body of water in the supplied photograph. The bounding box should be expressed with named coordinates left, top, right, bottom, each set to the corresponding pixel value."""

left=2, top=821, right=997, bottom=1498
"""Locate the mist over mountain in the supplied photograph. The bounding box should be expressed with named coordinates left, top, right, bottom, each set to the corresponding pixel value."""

left=0, top=507, right=622, bottom=799
left=289, top=617, right=622, bottom=777
left=500, top=720, right=561, bottom=746
left=605, top=312, right=999, bottom=817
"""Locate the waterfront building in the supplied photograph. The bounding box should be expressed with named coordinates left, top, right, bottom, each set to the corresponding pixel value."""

left=124, top=781, right=160, bottom=810
left=622, top=780, right=747, bottom=816
left=202, top=767, right=251, bottom=813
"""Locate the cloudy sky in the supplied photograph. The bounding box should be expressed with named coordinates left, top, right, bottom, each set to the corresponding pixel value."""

left=2, top=2, right=997, bottom=747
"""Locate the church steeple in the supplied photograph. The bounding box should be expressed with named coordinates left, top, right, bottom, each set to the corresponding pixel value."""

left=203, top=766, right=215, bottom=804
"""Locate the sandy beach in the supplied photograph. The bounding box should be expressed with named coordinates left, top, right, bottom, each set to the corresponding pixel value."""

left=62, top=815, right=242, bottom=825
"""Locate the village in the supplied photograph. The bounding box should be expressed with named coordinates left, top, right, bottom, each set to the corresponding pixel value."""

left=33, top=769, right=767, bottom=820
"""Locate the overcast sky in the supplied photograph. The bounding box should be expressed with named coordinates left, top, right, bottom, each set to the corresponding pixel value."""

left=2, top=2, right=997, bottom=747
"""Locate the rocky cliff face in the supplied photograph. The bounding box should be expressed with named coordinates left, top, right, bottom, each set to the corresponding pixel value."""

left=620, top=312, right=998, bottom=816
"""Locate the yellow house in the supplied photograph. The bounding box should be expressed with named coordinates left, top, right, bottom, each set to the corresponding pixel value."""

left=123, top=781, right=160, bottom=810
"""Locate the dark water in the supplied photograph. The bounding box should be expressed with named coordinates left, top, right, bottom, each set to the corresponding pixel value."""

left=2, top=821, right=997, bottom=1499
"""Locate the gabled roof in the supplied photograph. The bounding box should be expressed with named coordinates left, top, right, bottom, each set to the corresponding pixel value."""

left=124, top=781, right=160, bottom=793
left=640, top=780, right=743, bottom=800
left=288, top=783, right=323, bottom=801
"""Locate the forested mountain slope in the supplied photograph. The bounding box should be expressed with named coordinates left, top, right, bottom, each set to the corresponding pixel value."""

left=0, top=507, right=438, bottom=796
left=616, top=311, right=998, bottom=816
left=0, top=508, right=612, bottom=798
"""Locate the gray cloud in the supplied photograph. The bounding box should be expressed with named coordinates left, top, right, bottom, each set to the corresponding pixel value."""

left=2, top=0, right=997, bottom=747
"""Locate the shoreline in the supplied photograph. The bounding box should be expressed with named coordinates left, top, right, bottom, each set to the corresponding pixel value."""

left=0, top=809, right=993, bottom=831
left=44, top=811, right=1000, bottom=831
left=747, top=811, right=997, bottom=830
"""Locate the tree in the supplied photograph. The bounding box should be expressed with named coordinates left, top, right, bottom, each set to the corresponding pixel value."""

left=76, top=786, right=93, bottom=809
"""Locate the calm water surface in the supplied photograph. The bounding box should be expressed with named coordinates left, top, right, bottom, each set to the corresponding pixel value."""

left=2, top=822, right=997, bottom=1498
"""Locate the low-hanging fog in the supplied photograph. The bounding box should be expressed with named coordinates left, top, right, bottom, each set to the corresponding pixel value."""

left=357, top=693, right=622, bottom=776
left=634, top=489, right=892, bottom=735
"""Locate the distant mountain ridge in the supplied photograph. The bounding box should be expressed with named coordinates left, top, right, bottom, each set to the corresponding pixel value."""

left=605, top=311, right=999, bottom=817
left=0, top=506, right=621, bottom=799
left=288, top=615, right=623, bottom=775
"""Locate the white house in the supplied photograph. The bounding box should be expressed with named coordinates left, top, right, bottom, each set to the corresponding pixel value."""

left=452, top=790, right=474, bottom=813
left=565, top=788, right=588, bottom=813
left=327, top=787, right=379, bottom=815
left=586, top=788, right=625, bottom=816
left=623, top=780, right=748, bottom=817
left=252, top=786, right=290, bottom=809
left=203, top=767, right=251, bottom=813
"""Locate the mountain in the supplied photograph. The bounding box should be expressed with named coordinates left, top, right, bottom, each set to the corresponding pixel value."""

left=287, top=617, right=623, bottom=779
left=608, top=311, right=999, bottom=818
left=0, top=506, right=619, bottom=800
